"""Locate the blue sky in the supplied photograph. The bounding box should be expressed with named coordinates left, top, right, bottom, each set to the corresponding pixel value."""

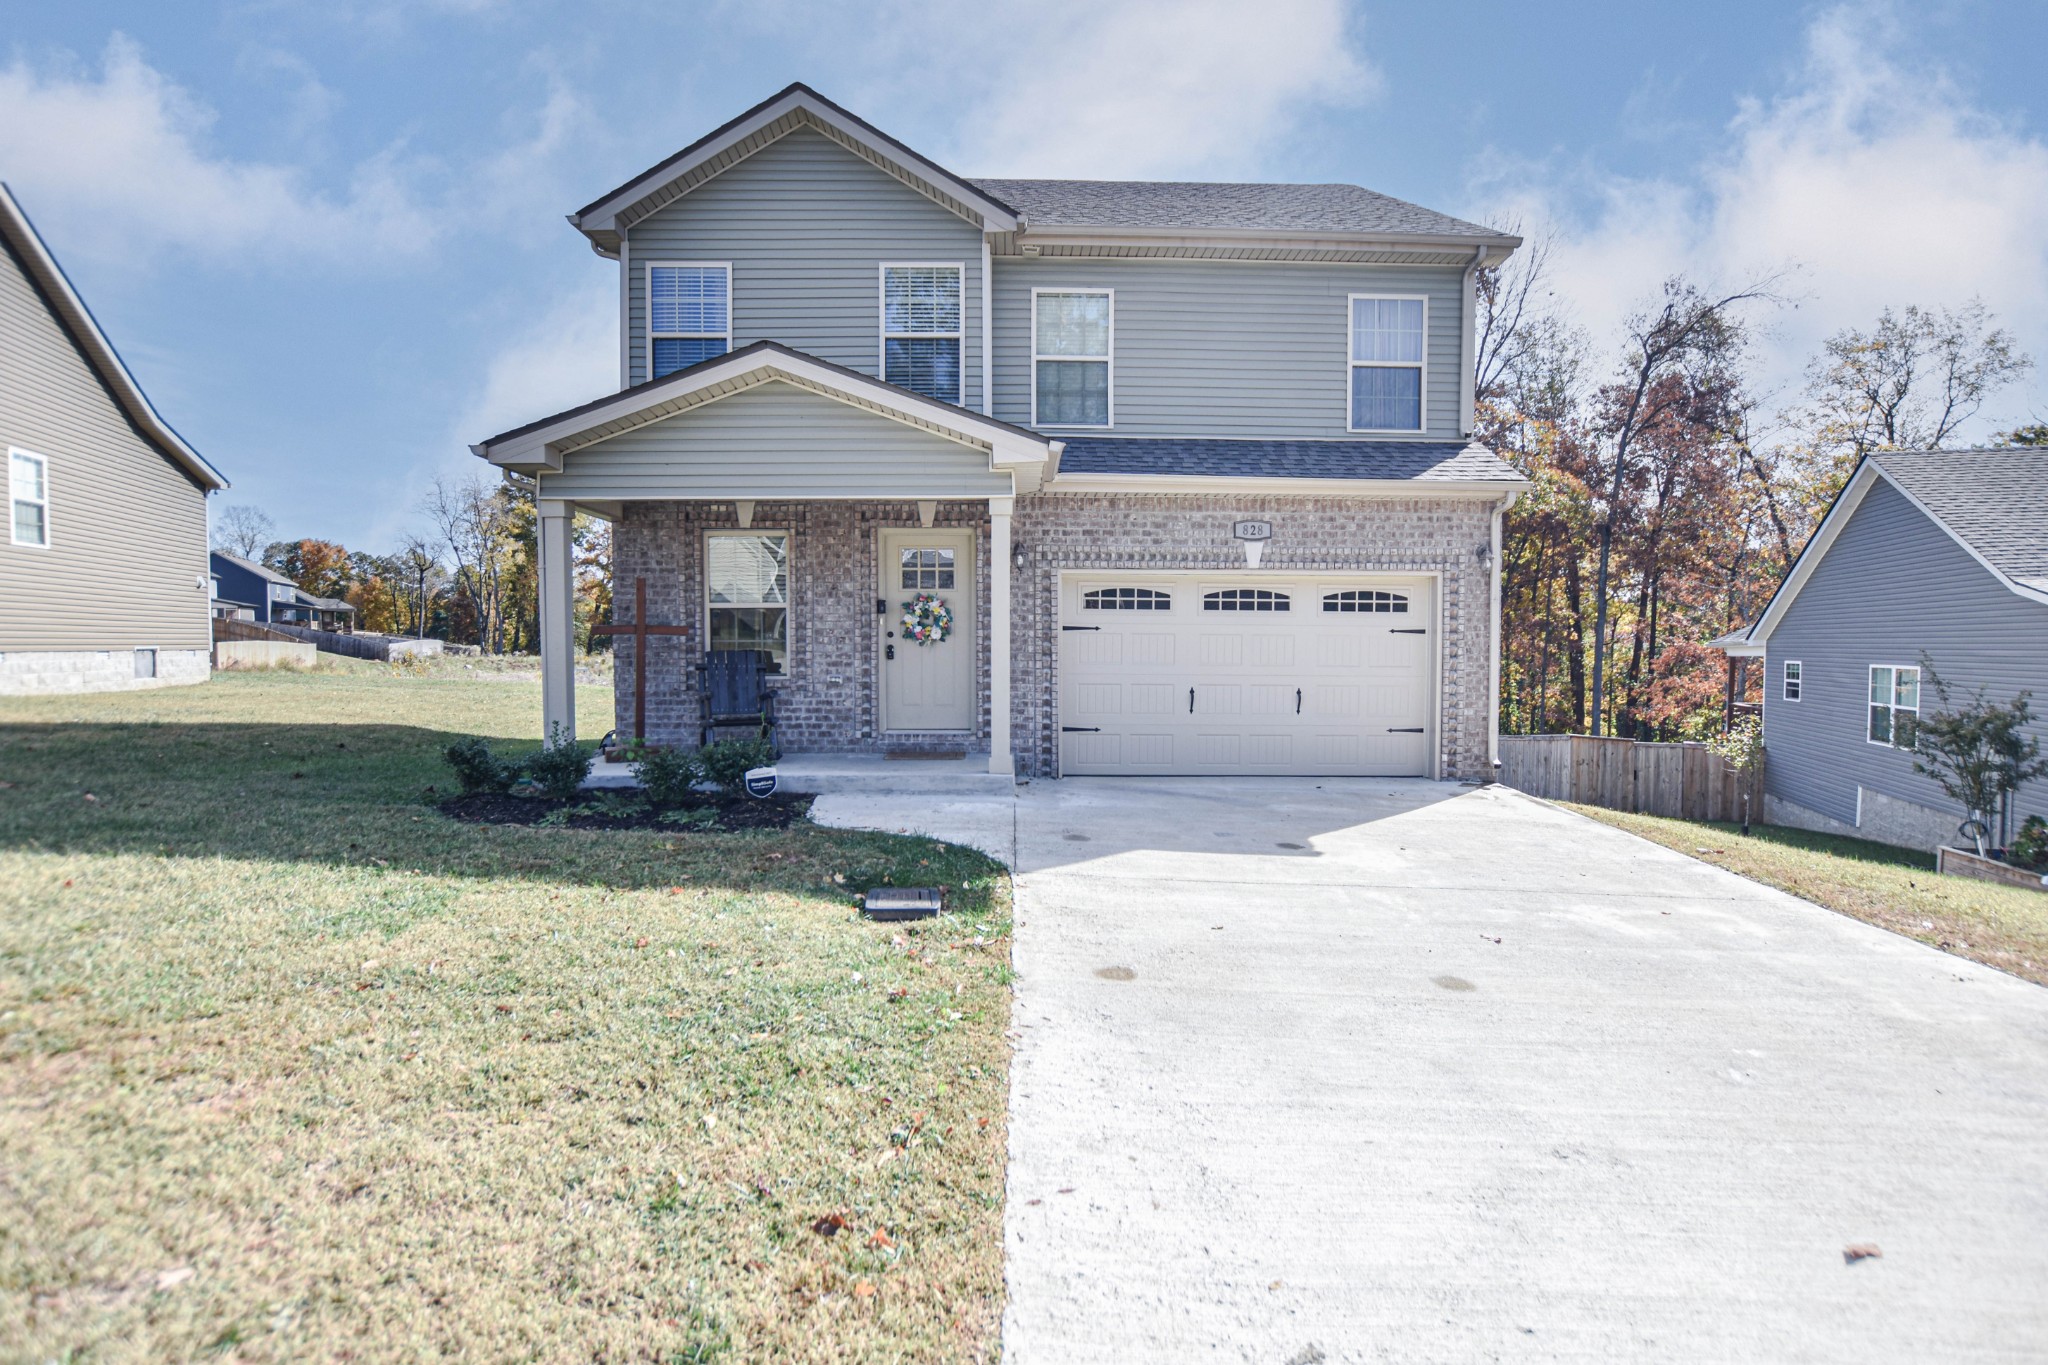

left=3, top=0, right=2046, bottom=547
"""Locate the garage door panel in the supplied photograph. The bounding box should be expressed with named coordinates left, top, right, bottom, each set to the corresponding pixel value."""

left=1244, top=636, right=1296, bottom=667
left=1198, top=634, right=1243, bottom=666
left=1077, top=682, right=1121, bottom=715
left=1130, top=684, right=1176, bottom=714
left=1194, top=733, right=1242, bottom=766
left=1248, top=684, right=1293, bottom=715
left=1129, top=633, right=1175, bottom=665
left=1073, top=633, right=1123, bottom=665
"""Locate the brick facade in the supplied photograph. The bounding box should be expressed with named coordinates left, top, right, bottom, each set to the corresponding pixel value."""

left=613, top=490, right=1499, bottom=780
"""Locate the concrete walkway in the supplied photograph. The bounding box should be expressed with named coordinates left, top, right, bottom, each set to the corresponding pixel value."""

left=813, top=779, right=2048, bottom=1362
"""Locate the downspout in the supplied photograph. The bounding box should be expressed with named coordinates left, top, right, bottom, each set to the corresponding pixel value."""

left=981, top=233, right=994, bottom=415
left=1459, top=244, right=1486, bottom=439
left=617, top=237, right=631, bottom=390
left=1490, top=488, right=1519, bottom=778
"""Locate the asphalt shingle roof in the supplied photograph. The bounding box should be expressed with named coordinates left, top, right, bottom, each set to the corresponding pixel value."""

left=966, top=179, right=1498, bottom=239
left=1870, top=448, right=2048, bottom=588
left=1057, top=438, right=1524, bottom=483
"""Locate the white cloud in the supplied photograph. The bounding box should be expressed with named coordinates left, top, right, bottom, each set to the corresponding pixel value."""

left=448, top=279, right=618, bottom=450
left=0, top=35, right=434, bottom=268
left=1477, top=4, right=2048, bottom=430
left=857, top=0, right=1375, bottom=179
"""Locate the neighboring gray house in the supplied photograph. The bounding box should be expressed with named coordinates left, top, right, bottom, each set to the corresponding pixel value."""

left=1716, top=449, right=2048, bottom=851
left=474, top=84, right=1528, bottom=779
left=1, top=183, right=226, bottom=695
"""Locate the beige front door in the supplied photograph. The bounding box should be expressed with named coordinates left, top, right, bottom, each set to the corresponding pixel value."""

left=880, top=528, right=976, bottom=732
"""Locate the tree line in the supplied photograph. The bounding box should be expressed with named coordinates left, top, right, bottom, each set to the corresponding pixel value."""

left=211, top=475, right=612, bottom=653
left=1476, top=236, right=2037, bottom=740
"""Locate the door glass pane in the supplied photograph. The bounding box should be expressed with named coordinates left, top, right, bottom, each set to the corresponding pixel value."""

left=900, top=546, right=958, bottom=591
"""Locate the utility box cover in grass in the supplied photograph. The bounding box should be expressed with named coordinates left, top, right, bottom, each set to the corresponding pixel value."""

left=863, top=887, right=941, bottom=921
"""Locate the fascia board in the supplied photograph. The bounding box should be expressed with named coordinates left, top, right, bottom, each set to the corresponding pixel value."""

left=1014, top=225, right=1521, bottom=260
left=1046, top=472, right=1527, bottom=497
left=1749, top=461, right=1878, bottom=643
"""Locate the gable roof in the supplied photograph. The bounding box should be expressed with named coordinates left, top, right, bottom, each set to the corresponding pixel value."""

left=471, top=339, right=1059, bottom=490
left=968, top=179, right=1503, bottom=242
left=1748, top=447, right=2048, bottom=643
left=211, top=550, right=293, bottom=585
left=0, top=183, right=225, bottom=492
left=1053, top=437, right=1525, bottom=486
left=569, top=83, right=1020, bottom=254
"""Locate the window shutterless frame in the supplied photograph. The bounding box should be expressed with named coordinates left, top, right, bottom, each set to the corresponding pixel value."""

left=9, top=447, right=49, bottom=548
left=703, top=529, right=793, bottom=678
left=1866, top=664, right=1919, bottom=748
left=1346, top=293, right=1428, bottom=434
left=646, top=261, right=732, bottom=381
left=1030, top=287, right=1114, bottom=428
left=878, top=263, right=966, bottom=404
left=1782, top=660, right=1802, bottom=701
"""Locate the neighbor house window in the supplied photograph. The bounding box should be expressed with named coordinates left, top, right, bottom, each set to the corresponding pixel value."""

left=1783, top=660, right=1802, bottom=701
left=10, top=448, right=48, bottom=547
left=1868, top=664, right=1918, bottom=747
left=1033, top=289, right=1112, bottom=427
left=881, top=264, right=963, bottom=403
left=1349, top=295, right=1426, bottom=432
left=649, top=263, right=731, bottom=379
left=706, top=531, right=789, bottom=675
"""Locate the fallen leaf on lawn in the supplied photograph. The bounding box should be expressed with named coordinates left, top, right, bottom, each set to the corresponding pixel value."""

left=664, top=1011, right=685, bottom=1021
left=62, top=879, right=72, bottom=888
left=154, top=1266, right=194, bottom=1291
left=1843, top=1244, right=1882, bottom=1263
left=635, top=938, right=649, bottom=948
left=743, top=1259, right=768, bottom=1272
left=811, top=1213, right=848, bottom=1237
left=82, top=793, right=98, bottom=803
left=851, top=1281, right=876, bottom=1298
left=494, top=1004, right=514, bottom=1014
left=888, top=987, right=909, bottom=1001
left=370, top=857, right=389, bottom=867
left=866, top=1229, right=894, bottom=1249
left=977, top=1117, right=989, bottom=1129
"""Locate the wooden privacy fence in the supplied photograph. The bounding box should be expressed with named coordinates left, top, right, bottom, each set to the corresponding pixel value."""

left=1498, top=734, right=1763, bottom=823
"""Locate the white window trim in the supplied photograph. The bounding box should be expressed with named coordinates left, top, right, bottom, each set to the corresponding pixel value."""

left=9, top=447, right=49, bottom=548
left=1866, top=663, right=1919, bottom=748
left=878, top=262, right=967, bottom=405
left=703, top=528, right=794, bottom=678
left=1346, top=293, right=1429, bottom=435
left=1782, top=659, right=1802, bottom=702
left=1030, top=286, right=1115, bottom=429
left=646, top=261, right=732, bottom=381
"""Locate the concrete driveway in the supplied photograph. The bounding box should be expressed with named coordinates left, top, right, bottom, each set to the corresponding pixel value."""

left=815, top=779, right=2048, bottom=1362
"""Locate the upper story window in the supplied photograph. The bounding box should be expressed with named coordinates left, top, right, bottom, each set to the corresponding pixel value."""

left=649, top=263, right=731, bottom=379
left=881, top=265, right=963, bottom=403
left=1868, top=664, right=1918, bottom=748
left=1783, top=660, right=1802, bottom=701
left=269, top=582, right=296, bottom=602
left=1349, top=295, right=1426, bottom=432
left=9, top=448, right=48, bottom=547
left=1033, top=289, right=1112, bottom=427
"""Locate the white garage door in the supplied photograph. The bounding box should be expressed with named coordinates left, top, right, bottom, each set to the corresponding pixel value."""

left=1058, top=575, right=1435, bottom=776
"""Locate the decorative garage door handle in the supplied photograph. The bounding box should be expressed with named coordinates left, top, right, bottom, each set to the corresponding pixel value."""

left=1061, top=625, right=1101, bottom=631
left=1189, top=687, right=1195, bottom=714
left=1391, top=628, right=1427, bottom=635
left=1062, top=726, right=1101, bottom=733
left=1387, top=727, right=1424, bottom=733
left=1296, top=688, right=1302, bottom=714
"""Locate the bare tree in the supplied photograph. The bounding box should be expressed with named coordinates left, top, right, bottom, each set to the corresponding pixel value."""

left=211, top=504, right=274, bottom=558
left=427, top=475, right=523, bottom=652
left=396, top=536, right=447, bottom=639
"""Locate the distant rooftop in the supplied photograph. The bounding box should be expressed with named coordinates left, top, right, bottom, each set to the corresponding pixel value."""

left=967, top=178, right=1499, bottom=239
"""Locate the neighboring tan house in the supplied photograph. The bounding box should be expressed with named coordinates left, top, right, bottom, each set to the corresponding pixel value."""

left=473, top=84, right=1527, bottom=779
left=209, top=551, right=357, bottom=632
left=1714, top=448, right=2048, bottom=851
left=1, top=183, right=226, bottom=694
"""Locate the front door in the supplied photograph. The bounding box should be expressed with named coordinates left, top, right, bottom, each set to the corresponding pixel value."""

left=880, top=528, right=976, bottom=732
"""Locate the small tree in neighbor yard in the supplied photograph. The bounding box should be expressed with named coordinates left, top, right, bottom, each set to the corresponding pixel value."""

left=1911, top=662, right=2048, bottom=856
left=1707, top=713, right=1764, bottom=834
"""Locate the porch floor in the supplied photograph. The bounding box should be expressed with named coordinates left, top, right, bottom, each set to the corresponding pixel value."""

left=583, top=750, right=1017, bottom=796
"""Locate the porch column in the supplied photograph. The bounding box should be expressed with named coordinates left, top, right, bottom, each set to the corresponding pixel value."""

left=988, top=495, right=1014, bottom=776
left=537, top=498, right=576, bottom=741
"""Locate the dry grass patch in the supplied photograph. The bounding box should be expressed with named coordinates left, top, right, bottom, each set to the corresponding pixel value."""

left=0, top=668, right=1012, bottom=1361
left=1566, top=805, right=2048, bottom=986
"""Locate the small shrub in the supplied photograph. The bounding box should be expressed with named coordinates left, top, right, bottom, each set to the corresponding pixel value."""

left=2013, top=815, right=2048, bottom=870
left=443, top=736, right=519, bottom=794
left=635, top=746, right=703, bottom=807
left=525, top=724, right=596, bottom=800
left=696, top=737, right=777, bottom=796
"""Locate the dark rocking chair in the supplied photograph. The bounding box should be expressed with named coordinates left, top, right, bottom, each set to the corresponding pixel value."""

left=700, top=649, right=778, bottom=747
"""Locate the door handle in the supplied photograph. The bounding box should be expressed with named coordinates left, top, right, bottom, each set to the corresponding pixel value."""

left=886, top=644, right=895, bottom=660
left=1391, top=628, right=1426, bottom=635
left=1062, top=726, right=1101, bottom=733
left=1296, top=688, right=1302, bottom=714
left=1387, top=727, right=1423, bottom=733
left=1189, top=687, right=1195, bottom=714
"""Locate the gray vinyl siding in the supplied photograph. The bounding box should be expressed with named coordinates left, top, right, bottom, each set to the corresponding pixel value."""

left=1763, top=476, right=2048, bottom=828
left=623, top=128, right=984, bottom=401
left=990, top=256, right=1467, bottom=439
left=0, top=238, right=210, bottom=651
left=540, top=380, right=1011, bottom=501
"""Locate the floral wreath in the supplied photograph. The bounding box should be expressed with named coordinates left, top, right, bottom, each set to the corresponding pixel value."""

left=899, top=593, right=954, bottom=646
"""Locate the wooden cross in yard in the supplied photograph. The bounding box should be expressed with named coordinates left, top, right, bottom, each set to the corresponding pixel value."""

left=588, top=577, right=691, bottom=742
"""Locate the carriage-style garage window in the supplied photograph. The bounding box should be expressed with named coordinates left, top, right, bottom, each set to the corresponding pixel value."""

left=1349, top=295, right=1426, bottom=432
left=706, top=531, right=788, bottom=674
left=1868, top=664, right=1918, bottom=747
left=1323, top=589, right=1408, bottom=613
left=1204, top=589, right=1290, bottom=612
left=881, top=264, right=964, bottom=403
left=1084, top=587, right=1170, bottom=610
left=649, top=263, right=731, bottom=378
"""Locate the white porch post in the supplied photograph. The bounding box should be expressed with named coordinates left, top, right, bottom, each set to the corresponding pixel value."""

left=537, top=498, right=576, bottom=741
left=987, top=495, right=1014, bottom=776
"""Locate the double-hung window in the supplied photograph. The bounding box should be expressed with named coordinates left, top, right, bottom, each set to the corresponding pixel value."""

left=1868, top=664, right=1918, bottom=748
left=706, top=531, right=789, bottom=675
left=1349, top=295, right=1426, bottom=432
left=1033, top=289, right=1112, bottom=427
left=881, top=265, right=963, bottom=403
left=649, top=263, right=731, bottom=379
left=10, top=448, right=48, bottom=547
left=1782, top=660, right=1802, bottom=701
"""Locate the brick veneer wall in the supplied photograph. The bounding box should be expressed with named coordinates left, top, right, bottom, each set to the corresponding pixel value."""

left=1009, top=491, right=1501, bottom=780
left=610, top=500, right=991, bottom=753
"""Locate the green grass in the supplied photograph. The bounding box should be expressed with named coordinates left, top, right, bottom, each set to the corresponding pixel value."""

left=1566, top=805, right=2048, bottom=986
left=0, top=661, right=1012, bottom=1362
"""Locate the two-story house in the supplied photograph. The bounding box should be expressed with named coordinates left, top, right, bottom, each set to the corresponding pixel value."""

left=209, top=551, right=357, bottom=633
left=473, top=84, right=1526, bottom=780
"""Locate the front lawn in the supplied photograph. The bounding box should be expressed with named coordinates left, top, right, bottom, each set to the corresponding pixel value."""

left=0, top=662, right=1012, bottom=1362
left=1566, top=805, right=2048, bottom=986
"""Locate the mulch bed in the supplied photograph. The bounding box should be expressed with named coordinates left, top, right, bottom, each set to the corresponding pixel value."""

left=437, top=790, right=811, bottom=832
